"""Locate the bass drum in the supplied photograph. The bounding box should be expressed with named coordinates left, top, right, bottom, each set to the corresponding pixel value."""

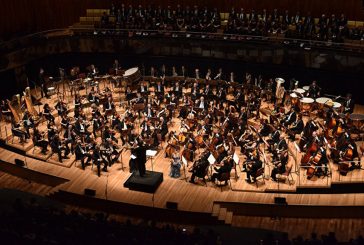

left=123, top=67, right=141, bottom=82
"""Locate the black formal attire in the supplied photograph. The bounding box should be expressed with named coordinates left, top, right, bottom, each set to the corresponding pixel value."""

left=246, top=158, right=263, bottom=182
left=134, top=145, right=147, bottom=177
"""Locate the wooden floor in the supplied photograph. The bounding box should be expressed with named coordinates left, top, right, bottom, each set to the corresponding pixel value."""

left=1, top=80, right=364, bottom=240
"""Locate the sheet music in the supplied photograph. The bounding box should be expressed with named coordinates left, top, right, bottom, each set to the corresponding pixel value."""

left=233, top=153, right=240, bottom=165
left=131, top=154, right=136, bottom=159
left=146, top=149, right=157, bottom=157
left=208, top=154, right=216, bottom=165
left=182, top=156, right=188, bottom=166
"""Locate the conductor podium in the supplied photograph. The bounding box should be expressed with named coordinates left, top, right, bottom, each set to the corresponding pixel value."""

left=124, top=171, right=163, bottom=193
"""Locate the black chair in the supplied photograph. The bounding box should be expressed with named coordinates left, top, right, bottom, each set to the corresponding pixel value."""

left=216, top=172, right=232, bottom=192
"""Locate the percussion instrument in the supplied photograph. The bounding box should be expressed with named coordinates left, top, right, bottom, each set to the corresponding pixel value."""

left=47, top=87, right=55, bottom=95
left=349, top=113, right=364, bottom=129
left=299, top=97, right=314, bottom=113
left=289, top=93, right=299, bottom=106
left=293, top=88, right=305, bottom=97
left=123, top=67, right=141, bottom=82
left=332, top=102, right=342, bottom=111
left=315, top=97, right=331, bottom=110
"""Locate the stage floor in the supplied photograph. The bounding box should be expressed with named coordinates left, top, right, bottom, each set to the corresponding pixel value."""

left=1, top=80, right=364, bottom=214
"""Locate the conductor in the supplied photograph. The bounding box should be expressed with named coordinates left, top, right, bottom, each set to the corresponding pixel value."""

left=134, top=138, right=147, bottom=177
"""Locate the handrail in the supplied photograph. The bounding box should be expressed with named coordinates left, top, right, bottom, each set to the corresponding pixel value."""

left=1, top=27, right=363, bottom=55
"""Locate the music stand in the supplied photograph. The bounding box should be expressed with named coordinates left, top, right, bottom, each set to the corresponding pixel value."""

left=146, top=149, right=157, bottom=172
left=182, top=155, right=188, bottom=182
left=293, top=142, right=301, bottom=175
left=233, top=152, right=240, bottom=179
left=208, top=153, right=216, bottom=177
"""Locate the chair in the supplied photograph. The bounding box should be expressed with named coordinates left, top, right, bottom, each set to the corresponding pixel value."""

left=195, top=167, right=209, bottom=186
left=277, top=165, right=294, bottom=185
left=11, top=128, right=24, bottom=144
left=252, top=167, right=265, bottom=187
left=216, top=172, right=232, bottom=192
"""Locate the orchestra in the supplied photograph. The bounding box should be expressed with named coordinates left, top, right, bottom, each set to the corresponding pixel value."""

left=1, top=64, right=363, bottom=188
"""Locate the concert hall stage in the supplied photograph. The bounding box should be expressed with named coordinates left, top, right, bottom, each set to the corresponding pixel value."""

left=124, top=171, right=163, bottom=193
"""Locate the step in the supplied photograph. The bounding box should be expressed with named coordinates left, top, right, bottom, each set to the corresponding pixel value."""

left=225, top=211, right=233, bottom=225
left=211, top=204, right=220, bottom=217
left=217, top=207, right=227, bottom=221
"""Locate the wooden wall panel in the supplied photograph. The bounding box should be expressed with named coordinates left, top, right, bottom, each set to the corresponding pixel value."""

left=1, top=0, right=363, bottom=38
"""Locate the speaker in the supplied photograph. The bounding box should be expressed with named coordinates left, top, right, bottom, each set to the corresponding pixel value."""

left=84, top=188, right=96, bottom=196
left=15, top=159, right=25, bottom=167
left=274, top=197, right=287, bottom=205
left=166, top=201, right=178, bottom=210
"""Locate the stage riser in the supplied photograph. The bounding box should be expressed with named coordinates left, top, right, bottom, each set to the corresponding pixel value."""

left=49, top=190, right=224, bottom=226
left=216, top=202, right=364, bottom=219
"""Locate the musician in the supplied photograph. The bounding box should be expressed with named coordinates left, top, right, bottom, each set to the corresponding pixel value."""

left=169, top=151, right=182, bottom=178
left=103, top=97, right=115, bottom=115
left=189, top=151, right=210, bottom=184
left=92, top=144, right=108, bottom=176
left=196, top=96, right=207, bottom=109
left=55, top=100, right=67, bottom=117
left=74, top=139, right=92, bottom=169
left=195, top=69, right=200, bottom=79
left=271, top=150, right=288, bottom=181
left=88, top=89, right=100, bottom=105
left=307, top=80, right=321, bottom=99
left=138, top=82, right=148, bottom=96
left=43, top=104, right=55, bottom=124
left=11, top=119, right=28, bottom=143
left=63, top=124, right=76, bottom=151
left=113, top=59, right=120, bottom=74
left=103, top=138, right=122, bottom=166
left=143, top=104, right=155, bottom=118
left=172, top=66, right=178, bottom=77
left=214, top=68, right=223, bottom=80
left=211, top=157, right=232, bottom=184
left=155, top=80, right=164, bottom=95
left=312, top=145, right=329, bottom=177
left=282, top=107, right=297, bottom=127
left=38, top=68, right=49, bottom=98
left=245, top=155, right=263, bottom=183
left=33, top=128, right=48, bottom=155
left=135, top=92, right=144, bottom=104
left=287, top=113, right=303, bottom=140
left=191, top=82, right=199, bottom=100
left=102, top=125, right=118, bottom=143
left=22, top=110, right=34, bottom=138
left=229, top=72, right=235, bottom=83
left=268, top=129, right=281, bottom=147
left=173, top=81, right=182, bottom=97
left=259, top=119, right=271, bottom=137
left=74, top=118, right=89, bottom=136
left=343, top=93, right=354, bottom=114
left=203, top=84, right=212, bottom=97
left=1, top=100, right=12, bottom=121
left=273, top=135, right=288, bottom=160
left=89, top=64, right=98, bottom=77
left=74, top=94, right=81, bottom=111
left=50, top=135, right=69, bottom=163
left=159, top=117, right=169, bottom=140
left=205, top=69, right=212, bottom=80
